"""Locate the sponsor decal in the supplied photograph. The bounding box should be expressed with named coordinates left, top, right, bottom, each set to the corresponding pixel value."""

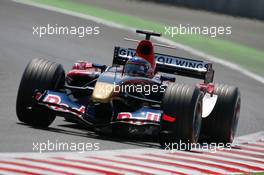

left=43, top=94, right=61, bottom=110
left=155, top=55, right=208, bottom=71
left=117, top=112, right=132, bottom=120
left=146, top=112, right=160, bottom=122
left=117, top=47, right=208, bottom=72
left=119, top=48, right=136, bottom=58
left=43, top=94, right=85, bottom=117
left=117, top=112, right=160, bottom=122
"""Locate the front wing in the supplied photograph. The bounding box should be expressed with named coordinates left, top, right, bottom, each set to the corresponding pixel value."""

left=34, top=90, right=163, bottom=127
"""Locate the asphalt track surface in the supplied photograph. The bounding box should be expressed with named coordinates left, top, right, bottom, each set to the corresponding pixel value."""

left=0, top=0, right=263, bottom=152
left=78, top=0, right=264, bottom=50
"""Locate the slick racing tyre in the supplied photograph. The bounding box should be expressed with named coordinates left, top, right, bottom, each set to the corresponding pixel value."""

left=159, top=83, right=203, bottom=149
left=200, top=84, right=240, bottom=144
left=16, top=58, right=65, bottom=128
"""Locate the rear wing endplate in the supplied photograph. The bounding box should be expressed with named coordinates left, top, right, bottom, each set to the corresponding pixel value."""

left=113, top=47, right=214, bottom=83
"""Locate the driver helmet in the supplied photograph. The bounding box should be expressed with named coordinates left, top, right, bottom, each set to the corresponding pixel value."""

left=124, top=57, right=154, bottom=78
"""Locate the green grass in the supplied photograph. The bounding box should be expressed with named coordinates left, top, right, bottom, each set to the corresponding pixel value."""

left=31, top=0, right=264, bottom=76
left=243, top=173, right=264, bottom=175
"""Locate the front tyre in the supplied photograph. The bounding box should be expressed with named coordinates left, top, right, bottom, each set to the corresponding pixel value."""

left=200, top=84, right=241, bottom=144
left=16, top=58, right=65, bottom=128
left=159, top=84, right=203, bottom=149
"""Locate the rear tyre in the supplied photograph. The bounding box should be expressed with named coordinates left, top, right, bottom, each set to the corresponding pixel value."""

left=159, top=83, right=203, bottom=149
left=16, top=58, right=65, bottom=128
left=200, top=84, right=240, bottom=144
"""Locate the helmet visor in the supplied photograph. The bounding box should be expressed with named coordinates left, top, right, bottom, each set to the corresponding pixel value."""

left=124, top=63, right=148, bottom=77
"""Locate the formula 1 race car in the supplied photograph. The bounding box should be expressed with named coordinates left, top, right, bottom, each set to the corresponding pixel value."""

left=16, top=30, right=241, bottom=147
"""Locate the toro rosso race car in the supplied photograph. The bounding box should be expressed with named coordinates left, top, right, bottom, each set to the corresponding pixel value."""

left=16, top=30, right=241, bottom=147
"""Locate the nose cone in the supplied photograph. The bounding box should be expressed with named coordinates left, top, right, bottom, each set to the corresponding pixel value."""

left=92, top=82, right=114, bottom=103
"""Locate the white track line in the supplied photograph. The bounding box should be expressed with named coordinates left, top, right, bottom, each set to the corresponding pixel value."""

left=234, top=131, right=264, bottom=143
left=13, top=0, right=264, bottom=84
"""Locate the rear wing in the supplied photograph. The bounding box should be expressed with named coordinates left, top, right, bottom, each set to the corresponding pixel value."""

left=113, top=47, right=214, bottom=83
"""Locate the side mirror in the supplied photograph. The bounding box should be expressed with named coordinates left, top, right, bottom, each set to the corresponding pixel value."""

left=92, top=63, right=107, bottom=72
